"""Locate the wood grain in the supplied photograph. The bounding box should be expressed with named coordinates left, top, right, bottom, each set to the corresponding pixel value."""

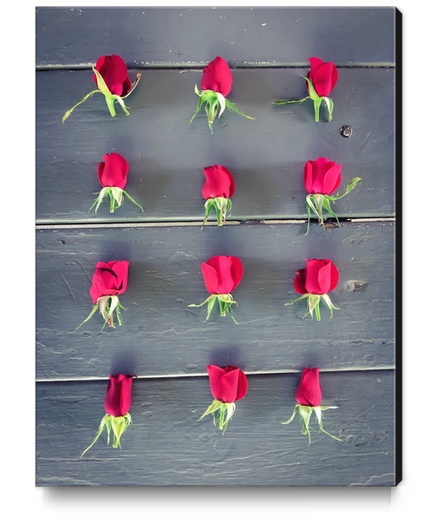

left=36, top=370, right=396, bottom=486
left=36, top=222, right=395, bottom=380
left=36, top=67, right=395, bottom=223
left=36, top=7, right=396, bottom=68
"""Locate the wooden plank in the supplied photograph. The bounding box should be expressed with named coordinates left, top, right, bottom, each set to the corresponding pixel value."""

left=36, top=67, right=395, bottom=223
left=36, top=7, right=396, bottom=68
left=36, top=370, right=397, bottom=486
left=36, top=222, right=395, bottom=380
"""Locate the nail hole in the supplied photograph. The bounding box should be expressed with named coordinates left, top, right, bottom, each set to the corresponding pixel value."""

left=345, top=280, right=368, bottom=292
left=60, top=240, right=66, bottom=244
left=340, top=125, right=353, bottom=138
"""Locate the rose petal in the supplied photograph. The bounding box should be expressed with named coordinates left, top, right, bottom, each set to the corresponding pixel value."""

left=98, top=153, right=129, bottom=189
left=235, top=369, right=248, bottom=401
left=304, top=259, right=325, bottom=294
left=201, top=56, right=232, bottom=97
left=207, top=365, right=227, bottom=401
left=94, top=55, right=129, bottom=96
left=296, top=368, right=322, bottom=407
left=322, top=164, right=342, bottom=195
left=89, top=261, right=129, bottom=303
left=303, top=161, right=315, bottom=194
left=317, top=261, right=333, bottom=294
left=201, top=262, right=219, bottom=294
left=119, top=376, right=133, bottom=415
left=294, top=268, right=307, bottom=294
left=202, top=165, right=235, bottom=199
left=311, top=61, right=338, bottom=97
left=207, top=256, right=235, bottom=294
left=229, top=256, right=243, bottom=292
left=104, top=374, right=133, bottom=417
left=217, top=367, right=241, bottom=403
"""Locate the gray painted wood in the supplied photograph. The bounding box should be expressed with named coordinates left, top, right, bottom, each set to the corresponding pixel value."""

left=36, top=7, right=396, bottom=68
left=35, top=7, right=400, bottom=486
left=36, top=67, right=395, bottom=223
left=36, top=370, right=396, bottom=486
left=36, top=222, right=395, bottom=380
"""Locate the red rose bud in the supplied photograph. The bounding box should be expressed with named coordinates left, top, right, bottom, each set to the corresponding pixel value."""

left=295, top=368, right=322, bottom=407
left=63, top=54, right=140, bottom=122
left=189, top=256, right=243, bottom=323
left=199, top=365, right=248, bottom=434
left=89, top=153, right=143, bottom=215
left=280, top=368, right=342, bottom=446
left=202, top=165, right=235, bottom=226
left=93, top=55, right=132, bottom=97
left=303, top=158, right=361, bottom=233
left=274, top=57, right=338, bottom=122
left=201, top=56, right=233, bottom=97
left=77, top=261, right=129, bottom=330
left=81, top=374, right=134, bottom=457
left=104, top=374, right=133, bottom=417
left=304, top=157, right=342, bottom=196
left=286, top=259, right=340, bottom=320
left=190, top=56, right=253, bottom=132
left=307, top=57, right=338, bottom=98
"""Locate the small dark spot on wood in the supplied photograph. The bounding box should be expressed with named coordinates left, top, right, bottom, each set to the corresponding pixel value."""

left=323, top=222, right=338, bottom=229
left=340, top=125, right=353, bottom=138
left=60, top=240, right=66, bottom=244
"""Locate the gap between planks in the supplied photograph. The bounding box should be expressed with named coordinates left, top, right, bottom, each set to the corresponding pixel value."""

left=36, top=365, right=395, bottom=383
left=36, top=218, right=395, bottom=230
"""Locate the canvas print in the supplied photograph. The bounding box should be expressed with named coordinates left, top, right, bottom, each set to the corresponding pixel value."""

left=36, top=6, right=400, bottom=486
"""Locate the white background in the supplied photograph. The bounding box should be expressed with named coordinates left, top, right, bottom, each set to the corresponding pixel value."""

left=3, top=0, right=424, bottom=513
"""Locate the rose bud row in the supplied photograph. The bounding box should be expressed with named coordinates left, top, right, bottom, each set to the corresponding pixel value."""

left=201, top=165, right=235, bottom=227
left=190, top=56, right=254, bottom=132
left=89, top=152, right=144, bottom=215
left=81, top=374, right=134, bottom=457
left=77, top=261, right=129, bottom=330
left=285, top=259, right=340, bottom=320
left=199, top=365, right=248, bottom=434
left=303, top=157, right=361, bottom=233
left=63, top=54, right=140, bottom=122
left=274, top=57, right=338, bottom=122
left=189, top=255, right=243, bottom=323
left=280, top=368, right=342, bottom=446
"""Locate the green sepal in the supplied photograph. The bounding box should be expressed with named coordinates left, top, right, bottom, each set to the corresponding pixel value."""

left=76, top=302, right=99, bottom=330
left=314, top=406, right=343, bottom=442
left=63, top=68, right=140, bottom=122
left=327, top=177, right=362, bottom=201
left=122, top=190, right=144, bottom=213
left=190, top=87, right=219, bottom=133
left=198, top=399, right=223, bottom=420
left=321, top=293, right=340, bottom=321
left=199, top=400, right=236, bottom=435
left=191, top=86, right=253, bottom=132
left=303, top=76, right=334, bottom=122
left=285, top=293, right=337, bottom=321
left=285, top=293, right=320, bottom=320
left=62, top=89, right=101, bottom=123
left=306, top=193, right=326, bottom=232
left=224, top=98, right=254, bottom=120
left=89, top=187, right=143, bottom=215
left=76, top=295, right=126, bottom=330
left=202, top=197, right=232, bottom=226
left=323, top=96, right=334, bottom=122
left=188, top=293, right=238, bottom=323
left=81, top=413, right=132, bottom=457
left=279, top=404, right=299, bottom=425
left=273, top=97, right=310, bottom=105
left=280, top=404, right=341, bottom=446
